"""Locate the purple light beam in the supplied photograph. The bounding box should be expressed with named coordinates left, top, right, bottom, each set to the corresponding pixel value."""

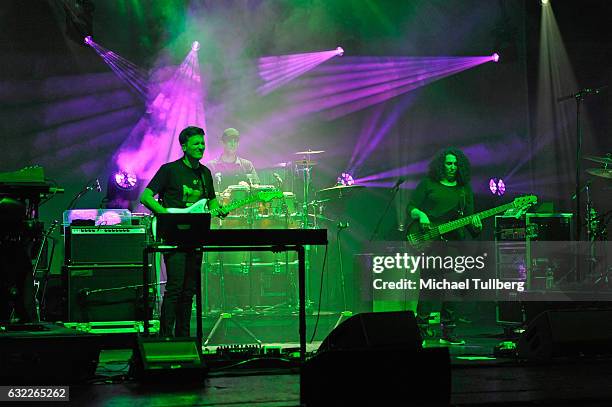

left=258, top=47, right=343, bottom=96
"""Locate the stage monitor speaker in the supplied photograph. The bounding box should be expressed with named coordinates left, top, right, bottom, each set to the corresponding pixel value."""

left=129, top=337, right=208, bottom=384
left=318, top=311, right=422, bottom=352
left=303, top=312, right=450, bottom=405
left=0, top=323, right=100, bottom=385
left=517, top=309, right=612, bottom=360
left=66, top=265, right=154, bottom=322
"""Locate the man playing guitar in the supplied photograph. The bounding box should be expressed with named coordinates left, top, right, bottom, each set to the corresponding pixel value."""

left=140, top=126, right=225, bottom=337
left=407, top=148, right=482, bottom=345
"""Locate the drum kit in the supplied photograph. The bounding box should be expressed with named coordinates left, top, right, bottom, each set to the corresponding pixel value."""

left=583, top=155, right=612, bottom=235
left=582, top=154, right=611, bottom=286
left=204, top=149, right=366, bottom=314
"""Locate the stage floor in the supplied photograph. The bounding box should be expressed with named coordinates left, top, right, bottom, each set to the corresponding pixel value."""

left=60, top=319, right=612, bottom=407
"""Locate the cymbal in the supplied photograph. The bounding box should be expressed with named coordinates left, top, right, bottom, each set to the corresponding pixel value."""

left=317, top=184, right=365, bottom=199
left=586, top=168, right=612, bottom=179
left=584, top=155, right=612, bottom=165
left=295, top=150, right=325, bottom=155
left=307, top=213, right=337, bottom=223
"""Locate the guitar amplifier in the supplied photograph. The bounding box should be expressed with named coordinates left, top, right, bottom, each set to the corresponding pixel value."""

left=66, top=225, right=149, bottom=265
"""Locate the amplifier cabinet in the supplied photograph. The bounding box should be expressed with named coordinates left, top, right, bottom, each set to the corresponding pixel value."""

left=494, top=213, right=573, bottom=325
left=66, top=226, right=149, bottom=265
left=65, top=264, right=155, bottom=322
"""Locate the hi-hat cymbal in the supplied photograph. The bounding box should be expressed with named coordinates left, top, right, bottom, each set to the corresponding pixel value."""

left=586, top=168, right=612, bottom=179
left=294, top=159, right=318, bottom=166
left=295, top=149, right=325, bottom=155
left=584, top=155, right=612, bottom=165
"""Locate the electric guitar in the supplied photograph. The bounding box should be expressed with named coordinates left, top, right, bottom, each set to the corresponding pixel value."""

left=406, top=195, right=537, bottom=250
left=151, top=189, right=283, bottom=240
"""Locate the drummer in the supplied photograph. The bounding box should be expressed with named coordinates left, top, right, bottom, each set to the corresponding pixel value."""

left=207, top=128, right=260, bottom=191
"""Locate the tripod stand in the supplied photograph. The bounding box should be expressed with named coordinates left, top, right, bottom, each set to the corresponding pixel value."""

left=203, top=214, right=261, bottom=346
left=590, top=209, right=611, bottom=288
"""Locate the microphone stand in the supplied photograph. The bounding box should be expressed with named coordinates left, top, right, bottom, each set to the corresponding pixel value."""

left=558, top=85, right=607, bottom=282
left=333, top=221, right=352, bottom=329
left=369, top=182, right=403, bottom=241
left=66, top=179, right=101, bottom=211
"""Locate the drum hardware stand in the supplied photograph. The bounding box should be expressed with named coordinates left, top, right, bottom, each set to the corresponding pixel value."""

left=558, top=85, right=607, bottom=282
left=589, top=207, right=610, bottom=288
left=333, top=221, right=353, bottom=329
left=204, top=311, right=262, bottom=346
left=296, top=159, right=315, bottom=310
left=204, top=255, right=261, bottom=346
left=203, top=187, right=261, bottom=346
left=369, top=177, right=405, bottom=241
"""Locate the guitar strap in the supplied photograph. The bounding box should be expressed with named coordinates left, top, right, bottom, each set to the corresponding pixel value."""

left=197, top=167, right=211, bottom=198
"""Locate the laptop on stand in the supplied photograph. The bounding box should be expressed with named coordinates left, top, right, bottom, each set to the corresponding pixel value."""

left=155, top=213, right=212, bottom=247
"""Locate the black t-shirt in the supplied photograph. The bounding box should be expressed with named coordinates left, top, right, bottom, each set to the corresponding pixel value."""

left=406, top=177, right=475, bottom=240
left=146, top=159, right=216, bottom=209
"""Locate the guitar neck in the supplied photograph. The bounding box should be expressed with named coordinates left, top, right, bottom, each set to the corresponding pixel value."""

left=437, top=202, right=515, bottom=235
left=211, top=195, right=257, bottom=216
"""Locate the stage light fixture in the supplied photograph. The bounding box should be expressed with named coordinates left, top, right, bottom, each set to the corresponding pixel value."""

left=337, top=173, right=354, bottom=186
left=492, top=52, right=500, bottom=62
left=489, top=178, right=506, bottom=196
left=336, top=46, right=345, bottom=56
left=114, top=170, right=138, bottom=190
left=192, top=41, right=200, bottom=52
left=541, top=0, right=549, bottom=5
left=84, top=35, right=93, bottom=46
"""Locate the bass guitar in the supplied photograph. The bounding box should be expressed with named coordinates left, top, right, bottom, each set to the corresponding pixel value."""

left=406, top=195, right=537, bottom=250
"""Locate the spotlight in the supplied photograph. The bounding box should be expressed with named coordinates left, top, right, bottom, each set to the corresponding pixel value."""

left=489, top=178, right=506, bottom=196
left=192, top=41, right=200, bottom=52
left=84, top=35, right=93, bottom=46
left=336, top=46, right=344, bottom=56
left=491, top=52, right=500, bottom=62
left=114, top=170, right=138, bottom=190
left=541, top=0, right=549, bottom=5
left=337, top=172, right=354, bottom=186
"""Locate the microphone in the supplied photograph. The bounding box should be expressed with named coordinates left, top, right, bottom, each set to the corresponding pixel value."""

left=272, top=172, right=283, bottom=185
left=572, top=180, right=591, bottom=200
left=557, top=85, right=607, bottom=102
left=215, top=172, right=222, bottom=185
left=392, top=177, right=406, bottom=190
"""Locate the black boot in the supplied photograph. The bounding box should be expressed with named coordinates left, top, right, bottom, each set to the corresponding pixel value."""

left=439, top=322, right=465, bottom=345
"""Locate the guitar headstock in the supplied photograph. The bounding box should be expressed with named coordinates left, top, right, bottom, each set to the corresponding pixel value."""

left=257, top=189, right=283, bottom=202
left=512, top=195, right=537, bottom=209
